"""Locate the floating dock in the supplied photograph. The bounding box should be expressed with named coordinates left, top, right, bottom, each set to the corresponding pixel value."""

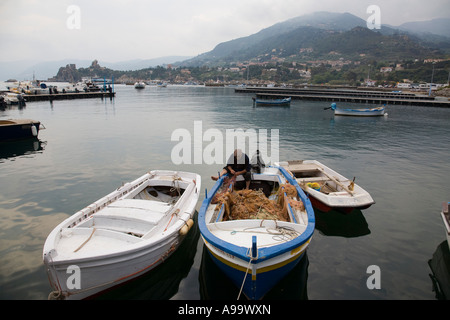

left=235, top=87, right=450, bottom=108
left=22, top=91, right=115, bottom=102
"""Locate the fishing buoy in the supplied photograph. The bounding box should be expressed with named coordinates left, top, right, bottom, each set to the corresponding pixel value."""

left=31, top=125, right=38, bottom=137
left=307, top=182, right=321, bottom=190
left=179, top=219, right=194, bottom=236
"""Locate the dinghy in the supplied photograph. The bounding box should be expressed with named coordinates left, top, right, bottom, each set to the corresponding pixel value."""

left=134, top=82, right=146, bottom=89
left=0, top=119, right=43, bottom=142
left=277, top=160, right=374, bottom=213
left=253, top=97, right=291, bottom=106
left=199, top=166, right=314, bottom=300
left=329, top=103, right=386, bottom=117
left=43, top=170, right=201, bottom=300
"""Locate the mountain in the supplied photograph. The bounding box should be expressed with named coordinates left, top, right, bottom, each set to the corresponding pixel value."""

left=180, top=12, right=449, bottom=67
left=397, top=18, right=450, bottom=38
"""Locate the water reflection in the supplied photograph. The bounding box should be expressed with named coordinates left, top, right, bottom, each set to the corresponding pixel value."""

left=314, top=209, right=371, bottom=238
left=428, top=241, right=450, bottom=300
left=199, top=246, right=309, bottom=300
left=93, top=213, right=200, bottom=300
left=0, top=139, right=46, bottom=161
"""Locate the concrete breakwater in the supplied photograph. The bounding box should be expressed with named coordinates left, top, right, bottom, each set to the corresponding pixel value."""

left=235, top=87, right=450, bottom=107
left=22, top=91, right=115, bottom=102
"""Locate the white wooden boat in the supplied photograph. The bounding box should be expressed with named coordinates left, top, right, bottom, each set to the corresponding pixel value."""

left=134, top=81, right=146, bottom=89
left=199, top=166, right=315, bottom=300
left=330, top=103, right=386, bottom=117
left=43, top=170, right=201, bottom=300
left=277, top=160, right=375, bottom=213
left=441, top=202, right=450, bottom=247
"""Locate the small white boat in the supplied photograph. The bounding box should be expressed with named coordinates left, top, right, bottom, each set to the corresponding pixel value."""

left=43, top=170, right=201, bottom=300
left=199, top=166, right=314, bottom=300
left=134, top=81, right=146, bottom=89
left=441, top=202, right=450, bottom=247
left=277, top=160, right=375, bottom=213
left=329, top=103, right=386, bottom=117
left=3, top=92, right=26, bottom=105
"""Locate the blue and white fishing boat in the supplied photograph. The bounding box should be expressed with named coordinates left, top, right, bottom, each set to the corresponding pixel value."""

left=198, top=166, right=315, bottom=300
left=253, top=97, right=291, bottom=106
left=330, top=103, right=386, bottom=117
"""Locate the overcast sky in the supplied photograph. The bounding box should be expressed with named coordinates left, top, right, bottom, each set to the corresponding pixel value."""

left=0, top=0, right=449, bottom=62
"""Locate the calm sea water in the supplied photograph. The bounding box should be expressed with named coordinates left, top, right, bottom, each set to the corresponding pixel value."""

left=0, top=84, right=449, bottom=300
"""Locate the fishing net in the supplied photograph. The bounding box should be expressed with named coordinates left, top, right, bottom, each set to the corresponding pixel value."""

left=212, top=182, right=304, bottom=222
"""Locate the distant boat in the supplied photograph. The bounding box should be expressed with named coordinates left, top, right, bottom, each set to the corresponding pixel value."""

left=3, top=92, right=26, bottom=106
left=157, top=82, right=167, bottom=88
left=253, top=97, right=291, bottom=107
left=134, top=82, right=146, bottom=89
left=328, top=103, right=386, bottom=117
left=0, top=119, right=43, bottom=142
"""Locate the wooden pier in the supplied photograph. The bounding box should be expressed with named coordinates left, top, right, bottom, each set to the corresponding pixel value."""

left=235, top=87, right=450, bottom=108
left=23, top=91, right=115, bottom=102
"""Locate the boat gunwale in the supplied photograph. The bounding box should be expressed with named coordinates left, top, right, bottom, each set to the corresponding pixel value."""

left=198, top=166, right=315, bottom=263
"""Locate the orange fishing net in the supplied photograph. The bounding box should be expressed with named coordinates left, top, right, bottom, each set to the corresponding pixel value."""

left=212, top=183, right=304, bottom=222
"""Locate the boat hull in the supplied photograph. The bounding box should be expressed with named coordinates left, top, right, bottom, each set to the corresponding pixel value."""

left=203, top=236, right=309, bottom=300
left=334, top=107, right=385, bottom=117
left=254, top=97, right=291, bottom=106
left=199, top=166, right=315, bottom=300
left=44, top=232, right=182, bottom=300
left=0, top=119, right=41, bottom=142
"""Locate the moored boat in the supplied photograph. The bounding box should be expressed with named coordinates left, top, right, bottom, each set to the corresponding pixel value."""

left=0, top=119, right=43, bottom=142
left=43, top=170, right=201, bottom=300
left=134, top=81, right=146, bottom=89
left=198, top=166, right=314, bottom=300
left=253, top=97, right=291, bottom=106
left=329, top=103, right=386, bottom=117
left=277, top=160, right=375, bottom=213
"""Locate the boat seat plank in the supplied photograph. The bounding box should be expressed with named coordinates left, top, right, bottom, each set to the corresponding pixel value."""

left=296, top=177, right=330, bottom=182
left=96, top=199, right=171, bottom=225
left=285, top=163, right=321, bottom=173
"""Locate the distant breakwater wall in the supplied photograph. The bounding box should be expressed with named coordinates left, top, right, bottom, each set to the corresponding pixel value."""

left=235, top=87, right=450, bottom=108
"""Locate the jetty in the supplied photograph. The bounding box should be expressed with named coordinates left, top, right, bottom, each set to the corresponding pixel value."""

left=22, top=91, right=115, bottom=102
left=235, top=87, right=450, bottom=108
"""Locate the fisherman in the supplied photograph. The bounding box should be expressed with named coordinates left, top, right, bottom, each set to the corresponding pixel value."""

left=211, top=149, right=251, bottom=189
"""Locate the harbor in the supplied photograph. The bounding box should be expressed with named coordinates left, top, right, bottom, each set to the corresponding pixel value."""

left=1, top=85, right=449, bottom=300
left=236, top=87, right=450, bottom=107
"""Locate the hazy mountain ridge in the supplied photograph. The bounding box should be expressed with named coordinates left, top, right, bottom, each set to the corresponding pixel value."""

left=181, top=12, right=450, bottom=67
